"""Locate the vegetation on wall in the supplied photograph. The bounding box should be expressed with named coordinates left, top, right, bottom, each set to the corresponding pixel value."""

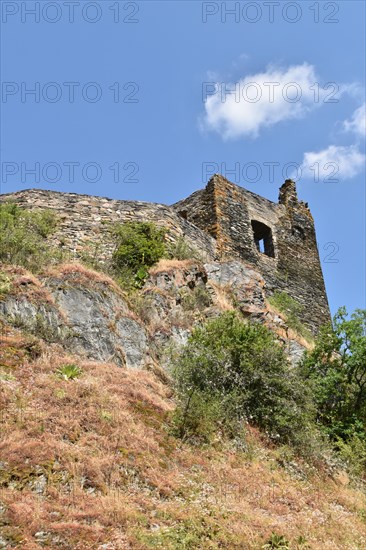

left=268, top=290, right=313, bottom=341
left=166, top=236, right=203, bottom=262
left=0, top=203, right=63, bottom=272
left=0, top=205, right=171, bottom=290
left=111, top=221, right=167, bottom=288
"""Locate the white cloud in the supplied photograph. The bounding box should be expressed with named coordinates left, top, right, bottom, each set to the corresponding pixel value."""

left=298, top=144, right=365, bottom=181
left=343, top=103, right=366, bottom=138
left=202, top=63, right=334, bottom=139
left=205, top=70, right=220, bottom=81
left=231, top=53, right=250, bottom=69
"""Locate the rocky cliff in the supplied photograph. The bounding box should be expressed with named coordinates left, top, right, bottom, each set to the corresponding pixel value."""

left=0, top=259, right=309, bottom=375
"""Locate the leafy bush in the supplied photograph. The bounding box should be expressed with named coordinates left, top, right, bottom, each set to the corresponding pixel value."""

left=111, top=222, right=166, bottom=288
left=301, top=307, right=366, bottom=445
left=268, top=291, right=313, bottom=341
left=0, top=203, right=63, bottom=272
left=171, top=312, right=315, bottom=447
left=336, top=433, right=366, bottom=478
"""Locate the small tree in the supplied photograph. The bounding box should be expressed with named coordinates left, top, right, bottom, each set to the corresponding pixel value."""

left=301, top=307, right=366, bottom=442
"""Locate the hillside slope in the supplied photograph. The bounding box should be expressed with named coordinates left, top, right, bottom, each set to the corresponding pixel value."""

left=1, top=261, right=366, bottom=549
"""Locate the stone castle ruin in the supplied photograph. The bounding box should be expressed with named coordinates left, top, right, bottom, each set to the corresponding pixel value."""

left=1, top=174, right=330, bottom=332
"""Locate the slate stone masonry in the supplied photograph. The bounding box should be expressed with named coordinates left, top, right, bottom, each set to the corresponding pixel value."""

left=0, top=188, right=217, bottom=264
left=1, top=174, right=330, bottom=333
left=173, top=174, right=330, bottom=333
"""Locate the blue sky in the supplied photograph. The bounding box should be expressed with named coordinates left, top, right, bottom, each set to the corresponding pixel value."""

left=1, top=0, right=365, bottom=316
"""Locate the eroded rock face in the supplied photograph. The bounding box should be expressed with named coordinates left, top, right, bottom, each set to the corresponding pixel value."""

left=0, top=267, right=148, bottom=369
left=142, top=264, right=210, bottom=354
left=142, top=260, right=308, bottom=365
left=286, top=340, right=307, bottom=367
left=0, top=296, right=66, bottom=342
left=47, top=279, right=147, bottom=369
left=0, top=261, right=309, bottom=371
left=204, top=261, right=266, bottom=316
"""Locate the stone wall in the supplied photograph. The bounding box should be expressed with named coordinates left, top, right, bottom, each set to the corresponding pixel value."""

left=173, top=175, right=330, bottom=333
left=0, top=189, right=217, bottom=264
left=1, top=177, right=330, bottom=333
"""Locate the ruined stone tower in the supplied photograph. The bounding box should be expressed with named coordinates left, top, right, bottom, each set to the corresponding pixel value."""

left=173, top=174, right=330, bottom=332
left=1, top=174, right=330, bottom=333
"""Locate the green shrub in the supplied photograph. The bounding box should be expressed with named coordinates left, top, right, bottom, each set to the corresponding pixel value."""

left=111, top=222, right=166, bottom=288
left=301, top=308, right=366, bottom=445
left=56, top=364, right=82, bottom=380
left=171, top=312, right=316, bottom=447
left=336, top=433, right=366, bottom=478
left=0, top=272, right=11, bottom=297
left=167, top=236, right=202, bottom=261
left=262, top=533, right=290, bottom=549
left=268, top=291, right=313, bottom=341
left=0, top=203, right=63, bottom=272
left=137, top=516, right=230, bottom=549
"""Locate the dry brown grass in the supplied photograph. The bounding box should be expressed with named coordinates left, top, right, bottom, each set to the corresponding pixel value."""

left=43, top=262, right=125, bottom=296
left=275, top=325, right=315, bottom=350
left=148, top=259, right=197, bottom=276
left=0, top=264, right=56, bottom=306
left=209, top=281, right=236, bottom=312
left=1, top=328, right=366, bottom=549
left=265, top=300, right=315, bottom=350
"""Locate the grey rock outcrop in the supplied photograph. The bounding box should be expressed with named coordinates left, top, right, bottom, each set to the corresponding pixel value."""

left=0, top=259, right=310, bottom=371
left=0, top=267, right=148, bottom=369
left=46, top=275, right=147, bottom=369
left=142, top=260, right=309, bottom=366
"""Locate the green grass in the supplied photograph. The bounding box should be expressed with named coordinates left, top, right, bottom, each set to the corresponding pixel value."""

left=268, top=291, right=313, bottom=342
left=56, top=364, right=82, bottom=380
